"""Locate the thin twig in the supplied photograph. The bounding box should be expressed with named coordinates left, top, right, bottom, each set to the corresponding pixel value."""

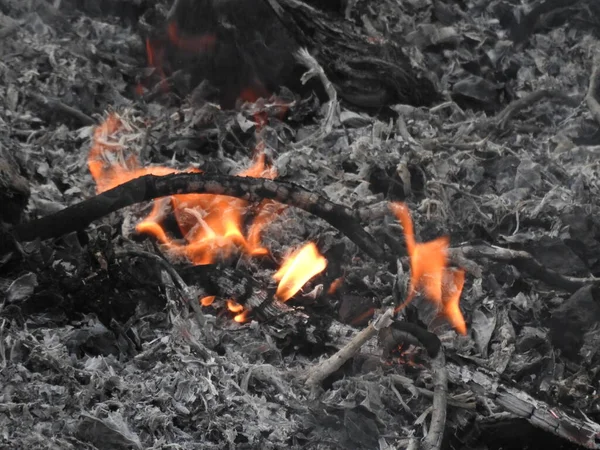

left=451, top=244, right=597, bottom=293
left=304, top=308, right=394, bottom=387
left=389, top=375, right=475, bottom=410
left=29, top=92, right=95, bottom=126
left=421, top=349, right=448, bottom=450
left=493, top=89, right=580, bottom=129
left=585, top=49, right=600, bottom=126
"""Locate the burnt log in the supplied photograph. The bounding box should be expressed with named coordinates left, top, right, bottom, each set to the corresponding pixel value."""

left=264, top=0, right=440, bottom=108
left=146, top=0, right=439, bottom=109
left=447, top=362, right=600, bottom=449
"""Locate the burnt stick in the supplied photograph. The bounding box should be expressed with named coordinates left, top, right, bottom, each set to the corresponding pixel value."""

left=15, top=173, right=388, bottom=261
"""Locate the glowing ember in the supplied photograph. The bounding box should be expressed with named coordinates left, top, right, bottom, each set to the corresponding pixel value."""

left=200, top=295, right=216, bottom=307
left=389, top=202, right=467, bottom=335
left=226, top=299, right=248, bottom=323
left=88, top=113, right=281, bottom=266
left=273, top=242, right=328, bottom=302
left=327, top=276, right=344, bottom=295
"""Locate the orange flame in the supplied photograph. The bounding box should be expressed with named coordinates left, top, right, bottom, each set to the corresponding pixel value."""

left=442, top=268, right=466, bottom=335
left=389, top=202, right=467, bottom=335
left=200, top=295, right=216, bottom=306
left=274, top=243, right=328, bottom=302
left=88, top=113, right=281, bottom=266
left=226, top=299, right=248, bottom=323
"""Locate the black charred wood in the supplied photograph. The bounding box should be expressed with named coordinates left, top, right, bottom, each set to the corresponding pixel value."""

left=150, top=0, right=439, bottom=109
left=15, top=173, right=388, bottom=262
left=548, top=284, right=600, bottom=360
left=149, top=0, right=302, bottom=109
left=264, top=0, right=440, bottom=108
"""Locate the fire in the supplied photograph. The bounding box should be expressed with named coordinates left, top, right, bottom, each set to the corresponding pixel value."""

left=389, top=202, right=467, bottom=335
left=328, top=276, right=344, bottom=295
left=442, top=268, right=466, bottom=335
left=274, top=242, right=328, bottom=302
left=88, top=112, right=280, bottom=266
left=200, top=295, right=216, bottom=307
left=226, top=299, right=248, bottom=323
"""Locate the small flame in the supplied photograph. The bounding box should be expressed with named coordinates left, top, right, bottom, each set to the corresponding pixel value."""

left=389, top=202, right=467, bottom=335
left=274, top=243, right=328, bottom=302
left=442, top=268, right=466, bottom=335
left=226, top=299, right=244, bottom=313
left=200, top=295, right=216, bottom=307
left=233, top=311, right=248, bottom=323
left=226, top=299, right=249, bottom=323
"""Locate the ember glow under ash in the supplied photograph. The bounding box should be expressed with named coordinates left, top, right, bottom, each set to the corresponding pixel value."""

left=273, top=242, right=328, bottom=302
left=390, top=202, right=467, bottom=335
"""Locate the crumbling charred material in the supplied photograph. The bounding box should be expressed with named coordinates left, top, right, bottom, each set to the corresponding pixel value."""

left=264, top=0, right=440, bottom=108
left=150, top=0, right=439, bottom=109
left=15, top=173, right=387, bottom=261
left=0, top=143, right=30, bottom=225
left=179, top=264, right=311, bottom=335
left=146, top=0, right=301, bottom=108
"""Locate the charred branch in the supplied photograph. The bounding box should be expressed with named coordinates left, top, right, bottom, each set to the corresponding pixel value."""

left=450, top=245, right=596, bottom=293
left=304, top=308, right=394, bottom=388
left=447, top=362, right=600, bottom=449
left=15, top=173, right=388, bottom=262
left=586, top=49, right=600, bottom=127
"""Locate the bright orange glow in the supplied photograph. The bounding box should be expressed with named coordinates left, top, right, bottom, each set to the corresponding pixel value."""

left=233, top=311, right=248, bottom=323
left=389, top=202, right=466, bottom=335
left=200, top=295, right=216, bottom=307
left=89, top=113, right=282, bottom=266
left=274, top=243, right=328, bottom=302
left=225, top=300, right=248, bottom=323
left=442, top=268, right=467, bottom=335
left=226, top=299, right=244, bottom=313
left=328, top=276, right=344, bottom=295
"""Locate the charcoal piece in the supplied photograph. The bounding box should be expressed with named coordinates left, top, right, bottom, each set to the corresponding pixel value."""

left=524, top=236, right=588, bottom=277
left=548, top=284, right=600, bottom=359
left=266, top=0, right=440, bottom=108
left=451, top=75, right=504, bottom=112
left=338, top=294, right=375, bottom=326
left=0, top=143, right=30, bottom=225
left=65, top=322, right=121, bottom=357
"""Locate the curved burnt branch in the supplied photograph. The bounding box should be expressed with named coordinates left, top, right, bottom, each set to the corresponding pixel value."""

left=15, top=173, right=388, bottom=261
